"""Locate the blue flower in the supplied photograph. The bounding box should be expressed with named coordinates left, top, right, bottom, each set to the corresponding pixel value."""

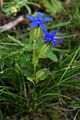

left=26, top=12, right=52, bottom=31
left=43, top=31, right=63, bottom=47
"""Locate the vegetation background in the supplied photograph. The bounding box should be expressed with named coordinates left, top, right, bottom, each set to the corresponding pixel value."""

left=0, top=0, right=80, bottom=120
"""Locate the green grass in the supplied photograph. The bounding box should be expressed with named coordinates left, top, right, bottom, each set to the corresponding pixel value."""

left=0, top=0, right=80, bottom=120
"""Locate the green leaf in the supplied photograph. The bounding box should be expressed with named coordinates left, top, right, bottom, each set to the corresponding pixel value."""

left=38, top=43, right=50, bottom=58
left=27, top=76, right=34, bottom=84
left=48, top=51, right=58, bottom=62
left=38, top=43, right=58, bottom=62
left=36, top=68, right=49, bottom=83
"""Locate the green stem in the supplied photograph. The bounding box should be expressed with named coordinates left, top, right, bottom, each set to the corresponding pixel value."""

left=33, top=39, right=36, bottom=83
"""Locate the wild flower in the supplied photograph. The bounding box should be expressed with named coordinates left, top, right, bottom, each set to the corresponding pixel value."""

left=11, top=6, right=18, bottom=13
left=26, top=12, right=52, bottom=31
left=43, top=31, right=63, bottom=47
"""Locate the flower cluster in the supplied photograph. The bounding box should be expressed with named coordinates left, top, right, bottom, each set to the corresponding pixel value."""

left=26, top=12, right=62, bottom=47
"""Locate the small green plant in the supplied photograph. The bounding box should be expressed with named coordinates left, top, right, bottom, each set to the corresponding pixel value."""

left=2, top=0, right=40, bottom=16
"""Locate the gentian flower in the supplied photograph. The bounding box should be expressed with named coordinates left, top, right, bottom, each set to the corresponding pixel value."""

left=43, top=31, right=63, bottom=47
left=26, top=12, right=52, bottom=31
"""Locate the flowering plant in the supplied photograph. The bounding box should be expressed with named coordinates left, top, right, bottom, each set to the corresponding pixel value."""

left=25, top=12, right=63, bottom=84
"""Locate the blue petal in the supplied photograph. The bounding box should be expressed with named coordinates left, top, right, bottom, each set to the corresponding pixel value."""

left=44, top=31, right=50, bottom=36
left=37, top=12, right=43, bottom=20
left=27, top=15, right=36, bottom=21
left=42, top=18, right=53, bottom=22
left=43, top=37, right=50, bottom=41
left=51, top=31, right=58, bottom=36
left=30, top=22, right=38, bottom=28
left=54, top=38, right=63, bottom=42
left=52, top=40, right=57, bottom=47
left=40, top=23, right=46, bottom=31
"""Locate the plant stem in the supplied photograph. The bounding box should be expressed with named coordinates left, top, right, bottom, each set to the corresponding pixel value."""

left=33, top=39, right=36, bottom=83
